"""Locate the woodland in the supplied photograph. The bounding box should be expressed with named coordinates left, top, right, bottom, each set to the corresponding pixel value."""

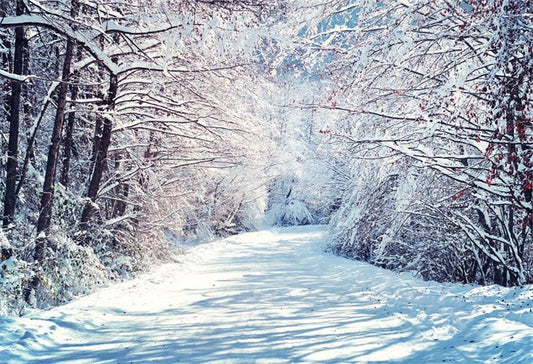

left=1, top=0, right=532, bottom=316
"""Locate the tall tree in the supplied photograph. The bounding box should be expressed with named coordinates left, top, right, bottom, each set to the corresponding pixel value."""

left=3, top=0, right=25, bottom=229
left=79, top=73, right=118, bottom=234
left=59, top=45, right=82, bottom=187
left=31, top=0, right=79, bottom=300
left=299, top=0, right=533, bottom=286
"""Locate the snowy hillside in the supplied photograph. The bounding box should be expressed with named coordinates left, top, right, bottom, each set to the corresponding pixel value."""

left=2, top=226, right=532, bottom=363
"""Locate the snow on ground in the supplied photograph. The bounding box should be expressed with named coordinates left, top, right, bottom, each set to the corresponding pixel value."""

left=1, top=225, right=533, bottom=363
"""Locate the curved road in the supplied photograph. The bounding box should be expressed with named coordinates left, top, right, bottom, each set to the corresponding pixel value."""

left=3, top=226, right=532, bottom=363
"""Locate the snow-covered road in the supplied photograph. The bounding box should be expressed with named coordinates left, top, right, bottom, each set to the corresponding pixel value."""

left=2, top=226, right=533, bottom=363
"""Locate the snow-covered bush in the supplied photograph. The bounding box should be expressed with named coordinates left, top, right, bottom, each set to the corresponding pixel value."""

left=267, top=198, right=314, bottom=227
left=0, top=256, right=29, bottom=316
left=35, top=236, right=107, bottom=306
left=329, top=157, right=482, bottom=284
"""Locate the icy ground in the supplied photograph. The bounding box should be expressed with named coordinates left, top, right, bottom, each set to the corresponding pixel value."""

left=1, top=225, right=533, bottom=363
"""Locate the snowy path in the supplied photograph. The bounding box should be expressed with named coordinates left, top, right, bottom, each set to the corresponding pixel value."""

left=2, top=226, right=533, bottom=363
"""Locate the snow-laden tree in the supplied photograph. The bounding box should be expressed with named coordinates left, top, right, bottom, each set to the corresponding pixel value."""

left=0, top=0, right=291, bottom=311
left=294, top=0, right=533, bottom=286
left=238, top=62, right=347, bottom=228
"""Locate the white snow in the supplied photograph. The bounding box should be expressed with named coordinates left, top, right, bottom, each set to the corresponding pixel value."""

left=1, top=225, right=532, bottom=363
left=0, top=69, right=36, bottom=83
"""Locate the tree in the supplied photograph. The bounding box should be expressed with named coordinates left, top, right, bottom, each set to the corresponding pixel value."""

left=0, top=0, right=293, bottom=309
left=296, top=0, right=533, bottom=285
left=3, top=0, right=25, bottom=229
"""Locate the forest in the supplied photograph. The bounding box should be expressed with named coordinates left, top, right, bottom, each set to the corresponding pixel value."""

left=1, top=0, right=532, bottom=316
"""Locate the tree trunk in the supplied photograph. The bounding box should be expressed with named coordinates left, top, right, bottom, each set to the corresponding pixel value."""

left=35, top=38, right=75, bottom=235
left=111, top=155, right=129, bottom=219
left=0, top=3, right=11, bottom=119
left=59, top=86, right=78, bottom=187
left=59, top=55, right=81, bottom=186
left=2, top=0, right=25, bottom=228
left=79, top=74, right=118, bottom=235
left=29, top=37, right=75, bottom=302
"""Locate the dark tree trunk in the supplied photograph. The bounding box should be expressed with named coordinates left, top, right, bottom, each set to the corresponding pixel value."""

left=0, top=3, right=11, bottom=118
left=0, top=7, right=11, bottom=250
left=91, top=117, right=103, bottom=165
left=29, top=37, right=75, bottom=302
left=21, top=21, right=30, bottom=129
left=2, top=0, right=25, bottom=228
left=18, top=15, right=32, bottom=192
left=60, top=42, right=83, bottom=187
left=59, top=87, right=78, bottom=187
left=111, top=155, right=129, bottom=219
left=59, top=46, right=81, bottom=187
left=35, top=37, right=75, bottom=236
left=15, top=81, right=54, bottom=197
left=27, top=0, right=81, bottom=304
left=79, top=74, right=118, bottom=234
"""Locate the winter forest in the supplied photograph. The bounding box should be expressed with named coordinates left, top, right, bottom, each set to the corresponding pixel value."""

left=1, top=0, right=533, bottom=323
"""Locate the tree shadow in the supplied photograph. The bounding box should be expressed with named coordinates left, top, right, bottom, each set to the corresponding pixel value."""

left=3, top=227, right=533, bottom=363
